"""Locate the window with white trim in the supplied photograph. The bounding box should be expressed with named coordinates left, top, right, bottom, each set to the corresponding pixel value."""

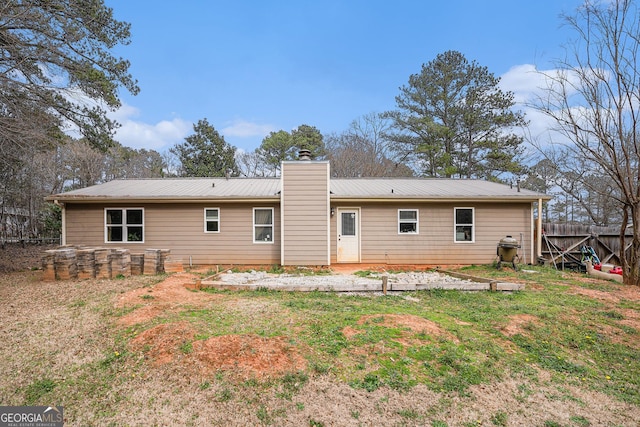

left=253, top=208, right=273, bottom=243
left=105, top=208, right=144, bottom=243
left=398, top=209, right=418, bottom=234
left=204, top=208, right=220, bottom=233
left=454, top=207, right=474, bottom=242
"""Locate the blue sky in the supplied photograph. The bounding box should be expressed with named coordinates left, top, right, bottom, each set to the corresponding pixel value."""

left=105, top=0, right=584, bottom=153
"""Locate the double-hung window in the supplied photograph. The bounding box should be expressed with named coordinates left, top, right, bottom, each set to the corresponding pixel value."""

left=253, top=208, right=273, bottom=243
left=454, top=207, right=474, bottom=242
left=105, top=208, right=144, bottom=243
left=204, top=208, right=220, bottom=233
left=398, top=209, right=419, bottom=234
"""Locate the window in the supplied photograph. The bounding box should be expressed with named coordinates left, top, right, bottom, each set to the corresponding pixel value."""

left=341, top=211, right=357, bottom=236
left=253, top=208, right=273, bottom=243
left=204, top=208, right=220, bottom=233
left=454, top=207, right=474, bottom=242
left=105, top=208, right=144, bottom=243
left=398, top=209, right=418, bottom=234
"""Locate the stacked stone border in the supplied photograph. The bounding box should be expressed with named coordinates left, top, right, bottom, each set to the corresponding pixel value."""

left=42, top=247, right=184, bottom=281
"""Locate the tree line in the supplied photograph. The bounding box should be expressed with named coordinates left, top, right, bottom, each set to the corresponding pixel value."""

left=171, top=50, right=527, bottom=181
left=2, top=1, right=639, bottom=285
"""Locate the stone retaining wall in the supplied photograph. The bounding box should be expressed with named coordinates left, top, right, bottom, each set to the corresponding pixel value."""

left=42, top=247, right=177, bottom=281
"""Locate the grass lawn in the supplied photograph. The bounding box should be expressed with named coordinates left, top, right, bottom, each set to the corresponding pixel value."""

left=0, top=262, right=639, bottom=426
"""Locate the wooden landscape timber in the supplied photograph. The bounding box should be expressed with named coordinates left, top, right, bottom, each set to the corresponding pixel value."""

left=200, top=271, right=524, bottom=292
left=584, top=260, right=623, bottom=283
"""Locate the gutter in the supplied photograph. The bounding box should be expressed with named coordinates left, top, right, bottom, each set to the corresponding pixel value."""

left=329, top=196, right=552, bottom=203
left=47, top=195, right=551, bottom=204
left=44, top=196, right=281, bottom=203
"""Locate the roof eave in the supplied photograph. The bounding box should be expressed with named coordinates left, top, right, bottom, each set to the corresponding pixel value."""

left=46, top=194, right=551, bottom=203
left=329, top=195, right=552, bottom=203
left=46, top=196, right=281, bottom=203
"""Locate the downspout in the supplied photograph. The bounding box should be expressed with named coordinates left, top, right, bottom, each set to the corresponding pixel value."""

left=536, top=198, right=542, bottom=261
left=325, top=162, right=331, bottom=266
left=280, top=167, right=285, bottom=266
left=54, top=200, right=66, bottom=246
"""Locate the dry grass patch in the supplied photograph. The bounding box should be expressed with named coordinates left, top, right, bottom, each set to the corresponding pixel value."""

left=500, top=313, right=540, bottom=337
left=619, top=308, right=640, bottom=331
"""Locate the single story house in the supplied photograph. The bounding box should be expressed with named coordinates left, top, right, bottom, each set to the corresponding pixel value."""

left=46, top=158, right=551, bottom=267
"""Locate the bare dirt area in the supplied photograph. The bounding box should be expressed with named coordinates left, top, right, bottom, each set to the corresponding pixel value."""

left=571, top=281, right=640, bottom=303
left=192, top=334, right=307, bottom=380
left=115, top=272, right=221, bottom=326
left=0, top=243, right=57, bottom=273
left=500, top=314, right=540, bottom=337
left=129, top=321, right=307, bottom=380
left=1, top=246, right=639, bottom=426
left=119, top=272, right=307, bottom=380
left=344, top=313, right=460, bottom=346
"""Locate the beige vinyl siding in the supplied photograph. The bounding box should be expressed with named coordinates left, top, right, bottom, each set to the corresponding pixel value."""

left=65, top=203, right=106, bottom=244
left=330, top=202, right=532, bottom=265
left=281, top=162, right=330, bottom=265
left=64, top=202, right=281, bottom=265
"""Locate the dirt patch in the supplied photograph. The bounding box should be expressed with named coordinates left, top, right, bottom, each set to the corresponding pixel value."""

left=130, top=324, right=306, bottom=379
left=0, top=243, right=57, bottom=273
left=604, top=309, right=640, bottom=348
left=358, top=313, right=445, bottom=334
left=192, top=334, right=307, bottom=380
left=594, top=322, right=640, bottom=349
left=620, top=308, right=640, bottom=327
left=119, top=305, right=166, bottom=326
left=341, top=326, right=359, bottom=339
left=501, top=314, right=540, bottom=337
left=116, top=273, right=221, bottom=326
left=345, top=314, right=458, bottom=345
left=571, top=284, right=640, bottom=303
left=567, top=274, right=640, bottom=303
left=572, top=287, right=624, bottom=303
left=129, top=322, right=197, bottom=366
left=119, top=272, right=307, bottom=380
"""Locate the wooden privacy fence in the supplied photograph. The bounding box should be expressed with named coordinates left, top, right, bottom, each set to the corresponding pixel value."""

left=537, top=222, right=633, bottom=269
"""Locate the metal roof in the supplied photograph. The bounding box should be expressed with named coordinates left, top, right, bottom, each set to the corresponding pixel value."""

left=48, top=178, right=281, bottom=201
left=48, top=177, right=550, bottom=202
left=330, top=178, right=550, bottom=201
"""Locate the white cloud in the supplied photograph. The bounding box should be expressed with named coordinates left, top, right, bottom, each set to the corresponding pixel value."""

left=500, top=63, right=587, bottom=105
left=109, top=108, right=276, bottom=152
left=499, top=64, right=545, bottom=104
left=109, top=102, right=140, bottom=122
left=499, top=64, right=580, bottom=144
left=221, top=119, right=275, bottom=138
left=497, top=65, right=555, bottom=144
left=57, top=82, right=275, bottom=152
left=109, top=105, right=192, bottom=151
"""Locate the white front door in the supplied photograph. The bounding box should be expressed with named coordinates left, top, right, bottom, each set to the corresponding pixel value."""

left=337, top=208, right=359, bottom=263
